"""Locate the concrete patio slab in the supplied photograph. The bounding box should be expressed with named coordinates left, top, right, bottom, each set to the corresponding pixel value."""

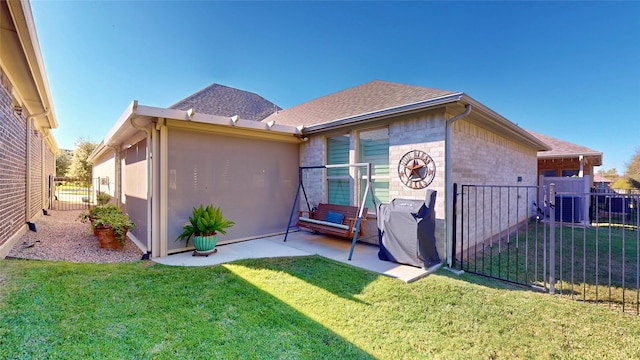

left=153, top=231, right=436, bottom=282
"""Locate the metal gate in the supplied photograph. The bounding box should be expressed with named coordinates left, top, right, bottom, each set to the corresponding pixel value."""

left=48, top=176, right=95, bottom=210
left=454, top=183, right=640, bottom=315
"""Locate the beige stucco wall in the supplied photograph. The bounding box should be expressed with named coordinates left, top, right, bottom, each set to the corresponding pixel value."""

left=92, top=150, right=116, bottom=199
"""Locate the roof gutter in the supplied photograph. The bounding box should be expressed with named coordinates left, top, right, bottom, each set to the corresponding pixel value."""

left=444, top=105, right=472, bottom=267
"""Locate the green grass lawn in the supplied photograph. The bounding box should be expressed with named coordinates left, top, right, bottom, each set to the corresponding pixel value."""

left=1, top=256, right=639, bottom=359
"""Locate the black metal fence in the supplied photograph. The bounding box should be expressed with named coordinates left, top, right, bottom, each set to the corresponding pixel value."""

left=48, top=176, right=99, bottom=211
left=455, top=183, right=640, bottom=315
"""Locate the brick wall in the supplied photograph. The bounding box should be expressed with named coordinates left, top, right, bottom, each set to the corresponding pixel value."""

left=299, top=107, right=540, bottom=258
left=388, top=110, right=447, bottom=249
left=300, top=109, right=449, bottom=245
left=0, top=70, right=27, bottom=247
left=450, top=116, right=538, bottom=255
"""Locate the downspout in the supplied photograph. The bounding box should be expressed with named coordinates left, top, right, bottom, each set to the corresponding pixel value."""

left=25, top=110, right=50, bottom=224
left=159, top=119, right=169, bottom=257
left=445, top=104, right=472, bottom=267
left=130, top=117, right=152, bottom=255
left=151, top=120, right=161, bottom=258
left=41, top=130, right=52, bottom=211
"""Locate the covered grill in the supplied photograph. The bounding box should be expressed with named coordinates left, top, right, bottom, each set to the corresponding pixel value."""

left=377, top=190, right=440, bottom=268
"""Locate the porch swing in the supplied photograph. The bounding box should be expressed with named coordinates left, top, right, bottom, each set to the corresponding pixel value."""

left=283, top=163, right=376, bottom=260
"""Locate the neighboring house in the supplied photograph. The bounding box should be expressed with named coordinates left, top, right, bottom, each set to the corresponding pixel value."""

left=527, top=130, right=603, bottom=181
left=593, top=174, right=612, bottom=190
left=91, top=80, right=550, bottom=265
left=0, top=0, right=59, bottom=258
left=526, top=130, right=603, bottom=226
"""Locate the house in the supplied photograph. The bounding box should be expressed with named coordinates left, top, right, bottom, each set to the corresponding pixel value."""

left=169, top=83, right=281, bottom=121
left=263, top=80, right=550, bottom=264
left=527, top=130, right=602, bottom=181
left=0, top=0, right=59, bottom=258
left=91, top=84, right=281, bottom=202
left=88, top=86, right=298, bottom=258
left=526, top=130, right=603, bottom=225
left=593, top=174, right=612, bottom=190
left=90, top=80, right=550, bottom=265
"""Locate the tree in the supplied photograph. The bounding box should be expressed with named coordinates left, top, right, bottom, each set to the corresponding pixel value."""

left=624, top=148, right=640, bottom=189
left=55, top=149, right=72, bottom=177
left=67, top=138, right=98, bottom=184
left=596, top=168, right=619, bottom=181
left=611, top=178, right=631, bottom=190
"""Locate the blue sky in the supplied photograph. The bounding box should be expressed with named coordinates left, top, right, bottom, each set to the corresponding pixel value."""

left=31, top=1, right=639, bottom=173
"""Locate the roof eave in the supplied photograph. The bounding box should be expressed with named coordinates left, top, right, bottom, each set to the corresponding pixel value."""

left=301, top=92, right=551, bottom=152
left=5, top=0, right=58, bottom=129
left=538, top=152, right=603, bottom=166
left=303, top=92, right=465, bottom=133
left=90, top=102, right=301, bottom=163
left=460, top=95, right=551, bottom=152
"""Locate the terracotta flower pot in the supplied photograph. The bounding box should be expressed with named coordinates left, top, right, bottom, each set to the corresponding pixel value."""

left=94, top=226, right=126, bottom=249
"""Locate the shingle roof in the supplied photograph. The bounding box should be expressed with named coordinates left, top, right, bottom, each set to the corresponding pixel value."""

left=593, top=174, right=612, bottom=183
left=526, top=130, right=603, bottom=161
left=169, top=83, right=281, bottom=121
left=262, top=80, right=456, bottom=127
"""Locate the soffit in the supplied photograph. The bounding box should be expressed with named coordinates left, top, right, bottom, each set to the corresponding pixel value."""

left=0, top=0, right=57, bottom=129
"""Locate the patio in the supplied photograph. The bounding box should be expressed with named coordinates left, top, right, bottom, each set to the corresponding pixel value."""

left=153, top=230, right=438, bottom=283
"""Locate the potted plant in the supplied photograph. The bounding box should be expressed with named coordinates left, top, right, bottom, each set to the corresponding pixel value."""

left=176, top=204, right=235, bottom=255
left=79, top=204, right=135, bottom=249
left=96, top=191, right=111, bottom=206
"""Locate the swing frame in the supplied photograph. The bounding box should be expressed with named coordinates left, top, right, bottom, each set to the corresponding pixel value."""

left=284, top=163, right=376, bottom=260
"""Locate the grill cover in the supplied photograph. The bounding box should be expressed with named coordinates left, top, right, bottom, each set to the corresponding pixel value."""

left=377, top=190, right=440, bottom=268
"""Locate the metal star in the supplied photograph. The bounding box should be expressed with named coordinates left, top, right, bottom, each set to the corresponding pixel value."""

left=406, top=159, right=424, bottom=179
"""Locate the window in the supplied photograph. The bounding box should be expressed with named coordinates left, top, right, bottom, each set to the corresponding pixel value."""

left=326, top=135, right=350, bottom=206
left=359, top=128, right=389, bottom=212
left=562, top=170, right=579, bottom=177
left=325, top=128, right=390, bottom=212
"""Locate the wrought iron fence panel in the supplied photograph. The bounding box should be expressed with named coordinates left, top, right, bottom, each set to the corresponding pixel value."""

left=455, top=183, right=640, bottom=315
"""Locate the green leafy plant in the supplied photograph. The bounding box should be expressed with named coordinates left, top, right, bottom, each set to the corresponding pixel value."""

left=96, top=191, right=111, bottom=206
left=176, top=204, right=235, bottom=242
left=79, top=204, right=135, bottom=245
left=78, top=204, right=119, bottom=224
